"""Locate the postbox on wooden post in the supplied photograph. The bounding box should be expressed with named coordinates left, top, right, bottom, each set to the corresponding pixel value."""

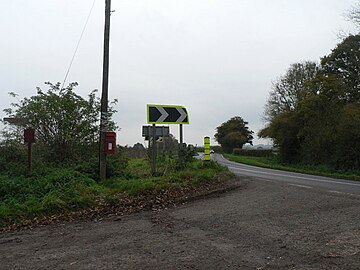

left=24, top=128, right=36, bottom=143
left=105, top=132, right=116, bottom=155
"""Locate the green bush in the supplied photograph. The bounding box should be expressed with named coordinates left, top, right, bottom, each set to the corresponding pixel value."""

left=176, top=144, right=197, bottom=170
left=0, top=144, right=28, bottom=175
left=107, top=147, right=129, bottom=178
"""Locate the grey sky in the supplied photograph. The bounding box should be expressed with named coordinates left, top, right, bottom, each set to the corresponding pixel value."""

left=0, top=0, right=356, bottom=146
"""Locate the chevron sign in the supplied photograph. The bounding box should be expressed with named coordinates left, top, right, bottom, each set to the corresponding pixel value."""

left=147, top=104, right=189, bottom=124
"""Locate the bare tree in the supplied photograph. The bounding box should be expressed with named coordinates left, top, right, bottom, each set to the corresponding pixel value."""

left=264, top=61, right=319, bottom=122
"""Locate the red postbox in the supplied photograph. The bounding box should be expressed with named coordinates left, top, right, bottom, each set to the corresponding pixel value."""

left=24, top=128, right=36, bottom=144
left=105, top=132, right=116, bottom=154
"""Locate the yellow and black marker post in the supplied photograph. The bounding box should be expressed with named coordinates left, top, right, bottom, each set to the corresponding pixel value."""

left=204, top=136, right=210, bottom=161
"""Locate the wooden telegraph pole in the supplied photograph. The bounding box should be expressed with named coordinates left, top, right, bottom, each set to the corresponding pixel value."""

left=99, top=0, right=111, bottom=181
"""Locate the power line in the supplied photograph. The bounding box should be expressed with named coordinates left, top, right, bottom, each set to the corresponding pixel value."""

left=61, top=0, right=97, bottom=89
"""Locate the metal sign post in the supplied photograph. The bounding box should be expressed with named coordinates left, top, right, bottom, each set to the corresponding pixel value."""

left=180, top=124, right=183, bottom=145
left=151, top=124, right=157, bottom=176
left=146, top=104, right=190, bottom=176
left=142, top=125, right=170, bottom=176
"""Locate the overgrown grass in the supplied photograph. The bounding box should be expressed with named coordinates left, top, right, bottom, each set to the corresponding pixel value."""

left=101, top=159, right=231, bottom=196
left=0, top=158, right=232, bottom=227
left=224, top=154, right=360, bottom=181
left=0, top=169, right=104, bottom=226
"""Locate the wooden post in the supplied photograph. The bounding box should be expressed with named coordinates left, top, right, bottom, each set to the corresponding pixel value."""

left=99, top=0, right=111, bottom=181
left=28, top=142, right=32, bottom=175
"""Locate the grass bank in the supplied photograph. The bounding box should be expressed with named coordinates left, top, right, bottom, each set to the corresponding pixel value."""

left=0, top=159, right=232, bottom=228
left=224, top=154, right=360, bottom=181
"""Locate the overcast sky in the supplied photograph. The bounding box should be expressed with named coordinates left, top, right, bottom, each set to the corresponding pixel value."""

left=0, top=0, right=356, bottom=146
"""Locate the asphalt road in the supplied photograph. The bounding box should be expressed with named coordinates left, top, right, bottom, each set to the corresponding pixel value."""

left=1, top=155, right=359, bottom=269
left=213, top=154, right=360, bottom=195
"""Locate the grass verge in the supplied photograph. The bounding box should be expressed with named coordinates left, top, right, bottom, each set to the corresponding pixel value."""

left=0, top=159, right=232, bottom=228
left=224, top=154, right=360, bottom=181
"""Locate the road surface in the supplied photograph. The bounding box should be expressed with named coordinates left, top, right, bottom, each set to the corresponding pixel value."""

left=1, top=155, right=359, bottom=269
left=213, top=154, right=360, bottom=195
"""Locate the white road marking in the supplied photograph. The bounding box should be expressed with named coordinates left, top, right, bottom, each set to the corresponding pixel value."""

left=227, top=166, right=360, bottom=187
left=289, top=184, right=312, bottom=189
left=327, top=190, right=360, bottom=198
left=328, top=190, right=346, bottom=195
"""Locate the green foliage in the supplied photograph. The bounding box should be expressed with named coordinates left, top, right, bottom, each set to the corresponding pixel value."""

left=0, top=143, right=27, bottom=175
left=74, top=147, right=129, bottom=180
left=264, top=61, right=319, bottom=121
left=158, top=134, right=179, bottom=155
left=2, top=82, right=117, bottom=164
left=0, top=168, right=101, bottom=226
left=106, top=147, right=129, bottom=178
left=101, top=177, right=156, bottom=196
left=176, top=144, right=197, bottom=170
left=332, top=103, right=360, bottom=169
left=124, top=158, right=152, bottom=178
left=225, top=154, right=280, bottom=169
left=260, top=34, right=360, bottom=170
left=321, top=35, right=360, bottom=103
left=0, top=159, right=232, bottom=227
left=259, top=111, right=301, bottom=163
left=215, top=116, right=254, bottom=153
left=296, top=91, right=340, bottom=165
left=102, top=159, right=231, bottom=196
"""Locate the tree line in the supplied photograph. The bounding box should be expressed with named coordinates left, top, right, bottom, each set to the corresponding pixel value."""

left=214, top=32, right=360, bottom=171
left=258, top=34, right=360, bottom=170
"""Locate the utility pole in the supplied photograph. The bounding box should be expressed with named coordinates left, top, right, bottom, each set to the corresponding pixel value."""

left=99, top=0, right=111, bottom=181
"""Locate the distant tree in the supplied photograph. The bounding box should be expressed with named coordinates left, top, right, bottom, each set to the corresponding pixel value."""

left=149, top=134, right=179, bottom=158
left=296, top=92, right=340, bottom=165
left=296, top=74, right=360, bottom=168
left=299, top=35, right=360, bottom=167
left=215, top=116, right=253, bottom=153
left=260, top=61, right=318, bottom=162
left=259, top=111, right=301, bottom=163
left=2, top=82, right=117, bottom=163
left=133, top=143, right=145, bottom=149
left=161, top=134, right=179, bottom=153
